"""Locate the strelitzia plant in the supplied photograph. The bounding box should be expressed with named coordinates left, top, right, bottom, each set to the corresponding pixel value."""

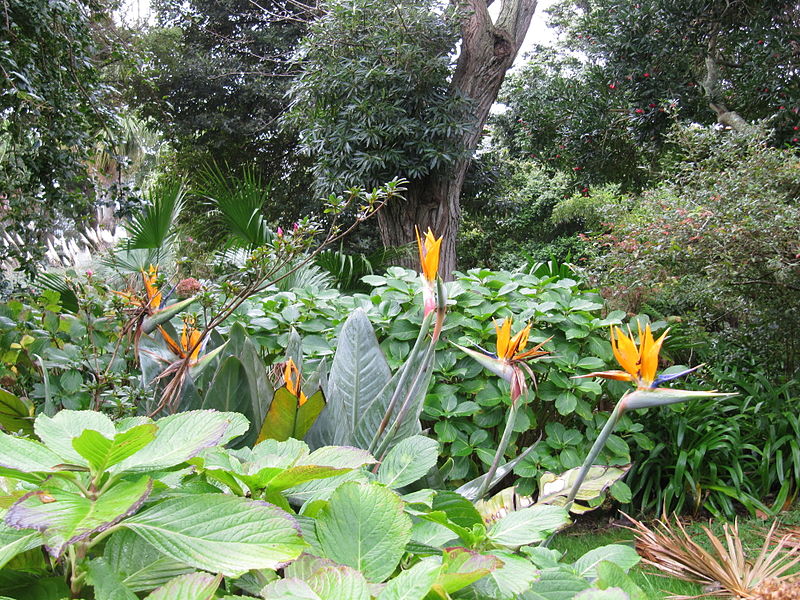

left=368, top=227, right=446, bottom=459
left=457, top=317, right=550, bottom=499
left=560, top=323, right=734, bottom=515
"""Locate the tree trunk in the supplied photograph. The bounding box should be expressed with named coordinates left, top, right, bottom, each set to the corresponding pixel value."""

left=377, top=0, right=538, bottom=279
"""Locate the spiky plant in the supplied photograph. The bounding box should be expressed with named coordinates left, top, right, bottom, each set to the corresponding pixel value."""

left=627, top=514, right=800, bottom=599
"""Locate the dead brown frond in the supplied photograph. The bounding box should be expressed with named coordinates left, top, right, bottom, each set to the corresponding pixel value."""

left=624, top=513, right=800, bottom=599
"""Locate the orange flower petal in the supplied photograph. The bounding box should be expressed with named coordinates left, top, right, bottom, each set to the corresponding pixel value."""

left=495, top=318, right=512, bottom=359
left=611, top=326, right=640, bottom=378
left=640, top=327, right=668, bottom=385
left=284, top=359, right=302, bottom=399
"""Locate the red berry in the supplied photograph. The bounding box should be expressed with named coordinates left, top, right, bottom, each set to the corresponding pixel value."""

left=643, top=72, right=650, bottom=77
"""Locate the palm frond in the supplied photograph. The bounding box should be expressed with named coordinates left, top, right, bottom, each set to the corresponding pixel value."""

left=124, top=179, right=185, bottom=250
left=315, top=245, right=407, bottom=293
left=195, top=164, right=274, bottom=249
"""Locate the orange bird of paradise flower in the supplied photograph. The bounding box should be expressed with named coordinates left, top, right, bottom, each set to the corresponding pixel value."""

left=575, top=324, right=700, bottom=390
left=415, top=226, right=442, bottom=317
left=457, top=317, right=550, bottom=401
left=160, top=317, right=204, bottom=364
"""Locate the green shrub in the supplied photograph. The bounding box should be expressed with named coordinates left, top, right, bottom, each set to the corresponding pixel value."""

left=233, top=266, right=645, bottom=495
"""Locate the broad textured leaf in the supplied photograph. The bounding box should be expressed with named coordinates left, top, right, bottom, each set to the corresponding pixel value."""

left=0, top=432, right=61, bottom=474
left=488, top=505, right=569, bottom=547
left=264, top=465, right=350, bottom=493
left=572, top=545, right=640, bottom=579
left=594, top=562, right=646, bottom=600
left=145, top=572, right=222, bottom=600
left=376, top=558, right=440, bottom=600
left=113, top=411, right=248, bottom=472
left=469, top=550, right=539, bottom=599
left=122, top=494, right=304, bottom=576
left=5, top=476, right=152, bottom=557
left=260, top=579, right=321, bottom=600
left=72, top=424, right=158, bottom=473
left=573, top=589, right=630, bottom=600
left=103, top=529, right=193, bottom=592
left=326, top=309, right=392, bottom=446
left=378, top=435, right=438, bottom=489
left=315, top=482, right=411, bottom=582
left=299, top=446, right=376, bottom=469
left=284, top=557, right=371, bottom=600
left=0, top=389, right=34, bottom=437
left=34, top=410, right=116, bottom=465
left=436, top=548, right=503, bottom=594
left=87, top=558, right=139, bottom=600
left=0, top=517, right=42, bottom=569
left=523, top=568, right=591, bottom=600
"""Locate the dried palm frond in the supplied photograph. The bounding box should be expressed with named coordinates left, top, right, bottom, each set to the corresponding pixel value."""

left=625, top=513, right=800, bottom=599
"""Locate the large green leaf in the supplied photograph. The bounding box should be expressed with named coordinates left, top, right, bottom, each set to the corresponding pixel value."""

left=0, top=389, right=34, bottom=437
left=145, top=572, right=222, bottom=600
left=72, top=424, right=158, bottom=474
left=315, top=482, right=411, bottom=582
left=455, top=440, right=541, bottom=501
left=468, top=550, right=540, bottom=599
left=356, top=336, right=435, bottom=452
left=573, top=589, right=630, bottom=600
left=435, top=548, right=503, bottom=594
left=0, top=432, right=61, bottom=475
left=377, top=435, right=438, bottom=489
left=572, top=545, right=640, bottom=579
left=487, top=505, right=570, bottom=548
left=103, top=529, right=193, bottom=592
left=34, top=410, right=116, bottom=466
left=0, top=517, right=42, bottom=569
left=122, top=494, right=305, bottom=576
left=277, top=555, right=371, bottom=600
left=5, top=476, right=152, bottom=557
left=523, top=568, right=592, bottom=600
left=326, top=309, right=392, bottom=446
left=376, top=558, right=440, bottom=600
left=86, top=558, right=139, bottom=600
left=594, top=562, right=647, bottom=600
left=113, top=411, right=248, bottom=473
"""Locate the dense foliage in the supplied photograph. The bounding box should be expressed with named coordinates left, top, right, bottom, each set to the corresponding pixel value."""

left=287, top=0, right=470, bottom=194
left=0, top=0, right=120, bottom=274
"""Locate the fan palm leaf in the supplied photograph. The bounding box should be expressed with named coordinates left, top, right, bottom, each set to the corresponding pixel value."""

left=124, top=179, right=185, bottom=250
left=195, top=164, right=274, bottom=249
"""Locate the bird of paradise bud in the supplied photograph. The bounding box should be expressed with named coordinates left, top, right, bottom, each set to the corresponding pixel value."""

left=456, top=317, right=550, bottom=402
left=573, top=323, right=700, bottom=392
left=456, top=317, right=550, bottom=499
left=257, top=359, right=326, bottom=443
left=416, top=226, right=442, bottom=318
